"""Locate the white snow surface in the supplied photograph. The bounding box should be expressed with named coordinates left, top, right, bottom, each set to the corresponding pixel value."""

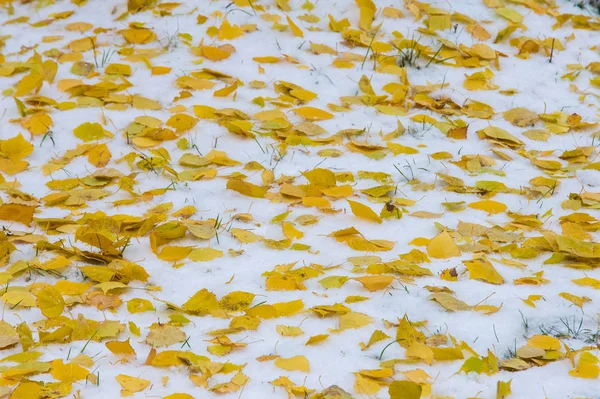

left=0, top=0, right=599, bottom=398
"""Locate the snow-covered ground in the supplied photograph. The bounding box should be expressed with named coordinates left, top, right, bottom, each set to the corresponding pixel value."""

left=0, top=0, right=599, bottom=398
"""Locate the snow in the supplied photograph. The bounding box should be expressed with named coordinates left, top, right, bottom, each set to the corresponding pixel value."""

left=0, top=0, right=599, bottom=398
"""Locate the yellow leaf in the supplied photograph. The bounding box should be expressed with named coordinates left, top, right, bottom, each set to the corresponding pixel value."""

left=464, top=68, right=499, bottom=91
left=87, top=144, right=111, bottom=168
left=0, top=203, right=37, bottom=226
left=166, top=113, right=198, bottom=132
left=188, top=248, right=223, bottom=262
left=405, top=342, right=434, bottom=365
left=146, top=323, right=186, bottom=347
left=292, top=106, right=334, bottom=121
left=360, top=329, right=389, bottom=350
left=0, top=133, right=33, bottom=161
left=231, top=228, right=262, bottom=243
left=1, top=351, right=43, bottom=363
left=20, top=113, right=53, bottom=136
left=158, top=246, right=193, bottom=261
left=274, top=355, right=310, bottom=372
left=129, top=321, right=141, bottom=336
left=120, top=27, right=156, bottom=44
left=182, top=289, right=223, bottom=317
left=201, top=46, right=231, bottom=62
left=0, top=321, right=19, bottom=349
left=186, top=224, right=217, bottom=240
left=527, top=335, right=560, bottom=350
left=276, top=0, right=291, bottom=11
left=266, top=274, right=305, bottom=291
left=303, top=168, right=336, bottom=187
left=218, top=19, right=244, bottom=40
left=469, top=200, right=507, bottom=214
left=497, top=379, right=512, bottom=398
left=355, top=374, right=381, bottom=395
left=220, top=291, right=255, bottom=312
left=569, top=364, right=599, bottom=379
left=429, top=292, right=471, bottom=311
left=35, top=286, right=65, bottom=319
left=286, top=16, right=304, bottom=37
left=356, top=0, right=376, bottom=30
left=321, top=185, right=353, bottom=198
left=464, top=258, right=504, bottom=284
left=282, top=222, right=303, bottom=240
left=474, top=304, right=501, bottom=315
left=50, top=359, right=89, bottom=383
left=132, top=95, right=162, bottom=109
left=105, top=63, right=132, bottom=76
left=14, top=73, right=44, bottom=97
left=387, top=142, right=419, bottom=155
left=352, top=275, right=394, bottom=291
left=214, top=82, right=239, bottom=97
left=339, top=312, right=372, bottom=330
left=572, top=277, right=600, bottom=289
left=116, top=374, right=151, bottom=396
left=127, top=298, right=155, bottom=314
left=429, top=14, right=451, bottom=31
left=559, top=292, right=590, bottom=308
left=347, top=200, right=382, bottom=223
left=275, top=300, right=305, bottom=317
left=305, top=334, right=329, bottom=345
left=389, top=380, right=422, bottom=399
left=163, top=394, right=195, bottom=399
left=2, top=290, right=36, bottom=308
left=503, top=107, right=539, bottom=127
left=383, top=7, right=404, bottom=18
left=73, top=122, right=106, bottom=142
left=477, top=125, right=523, bottom=147
left=531, top=158, right=561, bottom=170
left=319, top=276, right=349, bottom=289
left=495, top=7, right=523, bottom=23
left=426, top=231, right=460, bottom=259
left=106, top=338, right=136, bottom=357
left=152, top=66, right=171, bottom=75
left=276, top=325, right=304, bottom=336
left=310, top=42, right=337, bottom=55
left=227, top=179, right=267, bottom=198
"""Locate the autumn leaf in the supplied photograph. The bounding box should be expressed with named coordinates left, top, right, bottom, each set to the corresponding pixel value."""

left=116, top=374, right=151, bottom=396
left=429, top=293, right=472, bottom=312
left=50, top=359, right=89, bottom=383
left=0, top=203, right=37, bottom=226
left=352, top=275, right=394, bottom=291
left=106, top=338, right=137, bottom=357
left=35, top=286, right=65, bottom=319
left=464, top=258, right=504, bottom=284
left=0, top=321, right=19, bottom=349
left=73, top=122, right=107, bottom=141
left=274, top=355, right=310, bottom=372
left=347, top=200, right=382, bottom=223
left=0, top=133, right=33, bottom=161
left=427, top=231, right=461, bottom=259
left=469, top=200, right=507, bottom=214
left=389, top=380, right=422, bottom=399
left=0, top=2, right=596, bottom=397
left=292, top=106, right=334, bottom=120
